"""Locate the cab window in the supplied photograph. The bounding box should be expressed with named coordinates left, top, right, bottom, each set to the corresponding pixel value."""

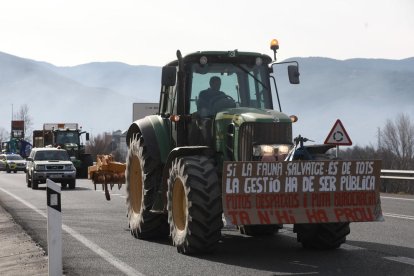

left=188, top=62, right=272, bottom=114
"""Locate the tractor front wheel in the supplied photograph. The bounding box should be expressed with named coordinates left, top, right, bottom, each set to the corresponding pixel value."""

left=294, top=222, right=350, bottom=249
left=168, top=155, right=223, bottom=254
left=292, top=153, right=350, bottom=249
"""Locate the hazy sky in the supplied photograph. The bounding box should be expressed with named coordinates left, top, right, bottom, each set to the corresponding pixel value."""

left=0, top=0, right=413, bottom=66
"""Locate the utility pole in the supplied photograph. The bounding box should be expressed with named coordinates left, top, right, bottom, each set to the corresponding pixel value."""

left=11, top=104, right=13, bottom=138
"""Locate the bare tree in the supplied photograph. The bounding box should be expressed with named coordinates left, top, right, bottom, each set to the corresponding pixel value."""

left=378, top=113, right=414, bottom=193
left=337, top=113, right=414, bottom=194
left=85, top=133, right=113, bottom=161
left=379, top=113, right=414, bottom=169
left=15, top=104, right=33, bottom=141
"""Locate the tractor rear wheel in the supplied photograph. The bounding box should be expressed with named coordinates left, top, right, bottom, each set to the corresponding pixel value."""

left=168, top=155, right=223, bottom=254
left=294, top=223, right=350, bottom=249
left=126, top=136, right=168, bottom=239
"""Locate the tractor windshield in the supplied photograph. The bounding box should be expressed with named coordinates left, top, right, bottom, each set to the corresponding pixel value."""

left=188, top=62, right=272, bottom=114
left=55, top=131, right=79, bottom=145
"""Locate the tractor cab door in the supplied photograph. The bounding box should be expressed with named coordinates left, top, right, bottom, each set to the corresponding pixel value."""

left=160, top=66, right=181, bottom=148
left=187, top=66, right=238, bottom=147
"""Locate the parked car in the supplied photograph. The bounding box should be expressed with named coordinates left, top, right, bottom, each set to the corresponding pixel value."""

left=0, top=154, right=5, bottom=171
left=26, top=148, right=76, bottom=189
left=0, top=153, right=27, bottom=173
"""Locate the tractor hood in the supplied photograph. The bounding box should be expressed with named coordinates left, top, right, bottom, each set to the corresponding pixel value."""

left=213, top=107, right=293, bottom=162
left=215, top=107, right=291, bottom=125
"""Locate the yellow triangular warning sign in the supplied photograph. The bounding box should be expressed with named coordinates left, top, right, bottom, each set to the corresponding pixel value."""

left=324, top=119, right=352, bottom=145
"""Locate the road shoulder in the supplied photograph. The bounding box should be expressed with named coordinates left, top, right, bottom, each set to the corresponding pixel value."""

left=0, top=204, right=48, bottom=275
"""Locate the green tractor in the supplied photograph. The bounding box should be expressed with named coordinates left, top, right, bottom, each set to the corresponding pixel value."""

left=33, top=123, right=93, bottom=178
left=125, top=40, right=382, bottom=254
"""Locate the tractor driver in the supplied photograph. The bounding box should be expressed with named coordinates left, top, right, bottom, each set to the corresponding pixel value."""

left=195, top=76, right=236, bottom=146
left=197, top=76, right=227, bottom=117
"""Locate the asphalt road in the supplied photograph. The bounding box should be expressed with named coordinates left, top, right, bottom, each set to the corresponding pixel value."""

left=0, top=172, right=413, bottom=276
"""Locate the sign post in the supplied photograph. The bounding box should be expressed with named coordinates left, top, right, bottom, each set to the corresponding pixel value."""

left=324, top=119, right=352, bottom=157
left=47, top=179, right=62, bottom=276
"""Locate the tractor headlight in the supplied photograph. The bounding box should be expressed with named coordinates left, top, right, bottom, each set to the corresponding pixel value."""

left=252, top=144, right=292, bottom=161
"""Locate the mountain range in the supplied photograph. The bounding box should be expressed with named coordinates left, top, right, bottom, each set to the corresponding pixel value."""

left=0, top=51, right=413, bottom=147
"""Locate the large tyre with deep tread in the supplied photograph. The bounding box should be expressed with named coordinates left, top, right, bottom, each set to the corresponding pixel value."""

left=239, top=224, right=281, bottom=236
left=167, top=155, right=223, bottom=254
left=294, top=222, right=350, bottom=249
left=126, top=136, right=168, bottom=239
left=294, top=153, right=350, bottom=249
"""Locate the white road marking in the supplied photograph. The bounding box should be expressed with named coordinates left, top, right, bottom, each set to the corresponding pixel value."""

left=384, top=256, right=414, bottom=267
left=381, top=196, right=414, bottom=202
left=383, top=213, right=414, bottom=221
left=0, top=187, right=144, bottom=276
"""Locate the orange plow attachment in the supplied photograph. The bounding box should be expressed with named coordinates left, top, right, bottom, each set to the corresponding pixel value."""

left=88, top=155, right=126, bottom=200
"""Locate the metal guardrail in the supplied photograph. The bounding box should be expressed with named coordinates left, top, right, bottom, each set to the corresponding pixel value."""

left=380, top=170, right=414, bottom=180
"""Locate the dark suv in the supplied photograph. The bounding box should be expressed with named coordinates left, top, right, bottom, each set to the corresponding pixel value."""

left=26, top=148, right=76, bottom=189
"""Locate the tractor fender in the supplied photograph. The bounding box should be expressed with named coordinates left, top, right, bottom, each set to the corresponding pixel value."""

left=126, top=115, right=171, bottom=163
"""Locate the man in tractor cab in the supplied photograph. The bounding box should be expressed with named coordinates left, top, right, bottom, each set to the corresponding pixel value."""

left=195, top=76, right=236, bottom=146
left=197, top=76, right=235, bottom=117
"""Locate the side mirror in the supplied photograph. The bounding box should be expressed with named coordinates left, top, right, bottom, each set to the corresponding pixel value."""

left=161, top=66, right=177, bottom=86
left=26, top=157, right=32, bottom=161
left=86, top=133, right=90, bottom=141
left=288, top=65, right=300, bottom=84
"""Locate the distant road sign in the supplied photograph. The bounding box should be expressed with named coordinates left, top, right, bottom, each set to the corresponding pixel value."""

left=324, top=119, right=352, bottom=146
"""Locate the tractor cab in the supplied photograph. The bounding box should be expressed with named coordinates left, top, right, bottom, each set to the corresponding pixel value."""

left=185, top=51, right=274, bottom=114
left=159, top=48, right=299, bottom=159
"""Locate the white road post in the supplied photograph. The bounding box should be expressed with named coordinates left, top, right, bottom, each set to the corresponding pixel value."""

left=47, top=179, right=62, bottom=276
